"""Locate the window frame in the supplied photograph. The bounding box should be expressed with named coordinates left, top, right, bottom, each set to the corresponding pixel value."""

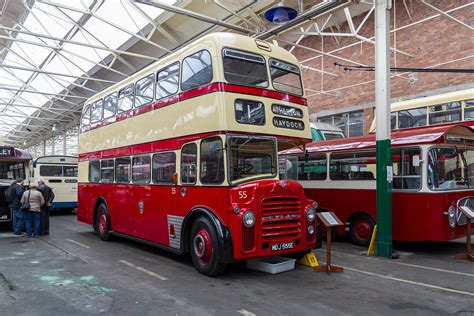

left=268, top=57, right=303, bottom=97
left=180, top=49, right=213, bottom=92
left=234, top=99, right=266, bottom=126
left=90, top=99, right=104, bottom=124
left=103, top=92, right=118, bottom=119
left=329, top=150, right=376, bottom=181
left=117, top=84, right=135, bottom=113
left=132, top=155, right=151, bottom=184
left=134, top=73, right=155, bottom=108
left=200, top=136, right=225, bottom=185
left=222, top=47, right=269, bottom=88
left=180, top=142, right=198, bottom=185
left=81, top=104, right=91, bottom=127
left=152, top=151, right=177, bottom=185
left=296, top=153, right=328, bottom=181
left=156, top=62, right=180, bottom=100
left=100, top=159, right=115, bottom=183
left=115, top=157, right=131, bottom=184
left=391, top=146, right=422, bottom=192
left=88, top=160, right=101, bottom=183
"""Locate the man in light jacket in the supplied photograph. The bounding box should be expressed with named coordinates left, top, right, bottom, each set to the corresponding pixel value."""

left=20, top=183, right=45, bottom=238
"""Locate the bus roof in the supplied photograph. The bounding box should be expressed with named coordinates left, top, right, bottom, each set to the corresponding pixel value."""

left=32, top=155, right=78, bottom=165
left=281, top=123, right=474, bottom=155
left=0, top=146, right=32, bottom=160
left=390, top=88, right=474, bottom=112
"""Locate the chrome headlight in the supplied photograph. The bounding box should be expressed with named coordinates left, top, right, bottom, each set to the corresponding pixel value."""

left=307, top=225, right=314, bottom=234
left=448, top=206, right=456, bottom=228
left=243, top=210, right=256, bottom=227
left=306, top=207, right=316, bottom=221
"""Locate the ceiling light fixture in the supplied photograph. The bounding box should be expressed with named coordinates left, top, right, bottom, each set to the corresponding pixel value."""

left=264, top=1, right=298, bottom=24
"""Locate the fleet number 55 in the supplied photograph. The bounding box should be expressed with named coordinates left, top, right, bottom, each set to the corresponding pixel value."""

left=238, top=191, right=247, bottom=199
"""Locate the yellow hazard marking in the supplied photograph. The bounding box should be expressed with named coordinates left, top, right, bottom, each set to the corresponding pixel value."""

left=297, top=252, right=319, bottom=267
left=367, top=225, right=377, bottom=256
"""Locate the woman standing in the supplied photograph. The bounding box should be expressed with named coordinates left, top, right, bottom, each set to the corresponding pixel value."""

left=20, top=183, right=45, bottom=238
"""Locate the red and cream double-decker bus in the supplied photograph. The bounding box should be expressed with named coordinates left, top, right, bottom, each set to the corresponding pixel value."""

left=280, top=123, right=474, bottom=246
left=78, top=33, right=318, bottom=276
left=0, top=146, right=32, bottom=223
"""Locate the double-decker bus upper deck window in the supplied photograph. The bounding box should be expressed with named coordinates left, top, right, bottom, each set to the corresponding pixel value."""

left=222, top=48, right=268, bottom=87
left=330, top=151, right=376, bottom=180
left=392, top=147, right=421, bottom=190
left=81, top=105, right=91, bottom=127
left=297, top=154, right=327, bottom=180
left=181, top=50, right=212, bottom=91
left=234, top=99, right=265, bottom=126
left=118, top=84, right=134, bottom=113
left=90, top=99, right=103, bottom=123
left=429, top=102, right=461, bottom=125
left=200, top=137, right=224, bottom=184
left=428, top=147, right=474, bottom=190
left=132, top=156, right=151, bottom=184
left=115, top=157, right=131, bottom=183
left=63, top=166, right=78, bottom=177
left=40, top=165, right=62, bottom=177
left=103, top=93, right=117, bottom=119
left=228, top=136, right=277, bottom=184
left=156, top=62, right=179, bottom=99
left=152, top=152, right=176, bottom=184
left=398, top=108, right=427, bottom=129
left=181, top=143, right=197, bottom=184
left=269, top=58, right=303, bottom=96
left=464, top=99, right=474, bottom=120
left=135, top=74, right=154, bottom=107
left=100, top=159, right=114, bottom=183
left=88, top=161, right=100, bottom=183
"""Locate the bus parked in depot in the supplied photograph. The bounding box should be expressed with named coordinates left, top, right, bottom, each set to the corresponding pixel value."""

left=280, top=123, right=474, bottom=246
left=78, top=33, right=318, bottom=276
left=31, top=156, right=78, bottom=210
left=311, top=122, right=345, bottom=141
left=370, top=88, right=474, bottom=132
left=0, top=146, right=32, bottom=224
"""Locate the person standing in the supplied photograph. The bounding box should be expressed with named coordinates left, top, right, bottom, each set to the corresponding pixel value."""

left=5, top=178, right=25, bottom=237
left=37, top=179, right=54, bottom=235
left=21, top=183, right=45, bottom=238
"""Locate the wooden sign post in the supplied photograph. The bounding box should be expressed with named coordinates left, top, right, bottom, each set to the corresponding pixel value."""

left=314, top=212, right=344, bottom=273
left=455, top=205, right=474, bottom=262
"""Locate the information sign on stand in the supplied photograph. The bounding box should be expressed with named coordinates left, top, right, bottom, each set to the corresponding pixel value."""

left=455, top=205, right=474, bottom=262
left=314, top=212, right=344, bottom=273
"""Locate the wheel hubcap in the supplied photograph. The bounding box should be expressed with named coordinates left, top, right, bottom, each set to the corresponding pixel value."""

left=354, top=220, right=371, bottom=241
left=194, top=229, right=211, bottom=263
left=98, top=211, right=107, bottom=234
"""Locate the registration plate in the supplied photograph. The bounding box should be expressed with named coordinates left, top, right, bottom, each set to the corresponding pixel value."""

left=271, top=242, right=294, bottom=251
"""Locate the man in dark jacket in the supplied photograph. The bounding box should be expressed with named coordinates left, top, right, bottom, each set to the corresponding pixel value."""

left=37, top=179, right=54, bottom=235
left=6, top=179, right=25, bottom=237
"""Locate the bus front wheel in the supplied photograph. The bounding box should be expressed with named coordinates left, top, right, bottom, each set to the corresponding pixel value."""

left=95, top=204, right=112, bottom=241
left=189, top=216, right=226, bottom=277
left=349, top=213, right=375, bottom=247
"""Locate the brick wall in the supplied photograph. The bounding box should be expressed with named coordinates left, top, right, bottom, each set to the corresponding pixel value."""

left=291, top=0, right=474, bottom=134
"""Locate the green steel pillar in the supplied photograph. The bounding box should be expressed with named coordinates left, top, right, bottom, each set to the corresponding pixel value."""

left=375, top=0, right=393, bottom=258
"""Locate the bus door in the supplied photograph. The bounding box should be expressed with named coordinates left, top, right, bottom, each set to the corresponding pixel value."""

left=131, top=155, right=155, bottom=241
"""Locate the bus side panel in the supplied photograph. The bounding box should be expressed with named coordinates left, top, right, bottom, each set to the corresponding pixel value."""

left=77, top=183, right=95, bottom=225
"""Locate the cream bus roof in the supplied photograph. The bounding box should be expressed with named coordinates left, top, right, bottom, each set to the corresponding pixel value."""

left=84, top=32, right=300, bottom=108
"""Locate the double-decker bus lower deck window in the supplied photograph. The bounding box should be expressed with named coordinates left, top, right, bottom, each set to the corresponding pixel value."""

left=392, top=147, right=421, bottom=190
left=101, top=160, right=114, bottom=183
left=89, top=161, right=100, bottom=183
left=428, top=147, right=474, bottom=190
left=0, top=162, right=25, bottom=180
left=156, top=62, right=179, bottom=99
left=115, top=157, right=131, bottom=183
left=297, top=154, right=327, bottom=180
left=181, top=143, right=197, bottom=184
left=429, top=102, right=461, bottom=125
left=90, top=99, right=103, bottom=123
left=234, top=99, right=265, bottom=125
left=181, top=50, right=212, bottom=91
left=228, top=136, right=276, bottom=184
left=152, top=152, right=176, bottom=184
left=40, top=165, right=62, bottom=177
left=118, top=84, right=134, bottom=113
left=103, top=93, right=117, bottom=119
left=330, top=151, right=376, bottom=180
left=132, top=156, right=151, bottom=184
left=135, top=74, right=154, bottom=107
left=269, top=59, right=303, bottom=96
left=200, top=137, right=224, bottom=184
left=398, top=108, right=426, bottom=129
left=223, top=48, right=268, bottom=87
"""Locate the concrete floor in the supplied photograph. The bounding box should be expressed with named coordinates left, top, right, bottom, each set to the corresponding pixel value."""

left=0, top=213, right=473, bottom=316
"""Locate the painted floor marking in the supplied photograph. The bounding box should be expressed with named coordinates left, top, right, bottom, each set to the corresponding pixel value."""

left=119, top=260, right=168, bottom=281
left=344, top=266, right=474, bottom=297
left=316, top=248, right=474, bottom=277
left=238, top=309, right=257, bottom=316
left=66, top=239, right=91, bottom=249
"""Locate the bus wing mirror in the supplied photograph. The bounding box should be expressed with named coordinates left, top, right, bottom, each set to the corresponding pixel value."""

left=413, top=155, right=423, bottom=167
left=173, top=172, right=178, bottom=186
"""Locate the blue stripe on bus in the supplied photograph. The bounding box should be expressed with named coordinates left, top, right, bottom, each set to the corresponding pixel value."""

left=52, top=202, right=77, bottom=208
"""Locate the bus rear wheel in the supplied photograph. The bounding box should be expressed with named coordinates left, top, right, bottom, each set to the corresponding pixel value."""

left=190, top=216, right=225, bottom=277
left=349, top=213, right=375, bottom=247
left=95, top=204, right=112, bottom=241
